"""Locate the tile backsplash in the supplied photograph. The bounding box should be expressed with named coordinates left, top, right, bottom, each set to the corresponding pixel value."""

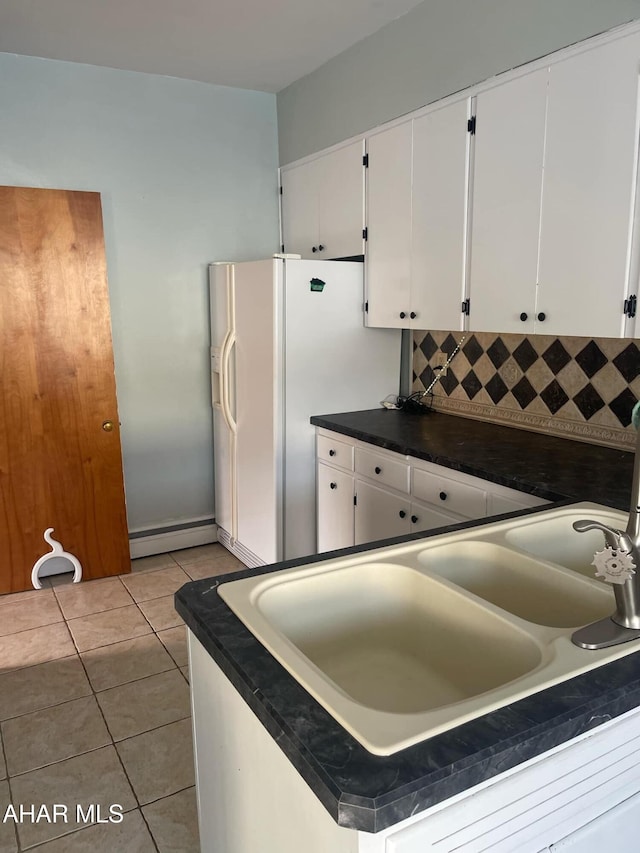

left=413, top=331, right=640, bottom=450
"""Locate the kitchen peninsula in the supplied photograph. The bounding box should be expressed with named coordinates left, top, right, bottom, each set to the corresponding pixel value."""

left=176, top=411, right=639, bottom=852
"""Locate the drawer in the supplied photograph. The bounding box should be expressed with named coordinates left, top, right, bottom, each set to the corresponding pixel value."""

left=317, top=434, right=354, bottom=471
left=412, top=467, right=486, bottom=519
left=355, top=447, right=410, bottom=494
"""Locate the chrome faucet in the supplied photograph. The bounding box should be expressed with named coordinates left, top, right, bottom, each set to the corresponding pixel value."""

left=572, top=402, right=640, bottom=648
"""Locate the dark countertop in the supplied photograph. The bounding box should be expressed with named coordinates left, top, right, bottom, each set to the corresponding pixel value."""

left=176, top=410, right=639, bottom=834
left=310, top=408, right=634, bottom=510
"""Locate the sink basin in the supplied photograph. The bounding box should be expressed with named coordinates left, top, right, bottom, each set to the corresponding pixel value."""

left=252, top=562, right=542, bottom=714
left=416, top=541, right=614, bottom=628
left=218, top=502, right=640, bottom=755
left=504, top=508, right=626, bottom=579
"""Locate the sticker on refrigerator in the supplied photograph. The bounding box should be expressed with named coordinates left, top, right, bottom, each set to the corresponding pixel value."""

left=309, top=278, right=325, bottom=292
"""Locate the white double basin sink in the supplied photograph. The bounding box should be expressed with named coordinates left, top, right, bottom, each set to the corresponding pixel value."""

left=219, top=502, right=638, bottom=756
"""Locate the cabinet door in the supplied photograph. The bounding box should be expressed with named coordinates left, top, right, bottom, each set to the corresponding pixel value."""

left=317, top=140, right=365, bottom=260
left=354, top=480, right=410, bottom=546
left=317, top=464, right=354, bottom=553
left=537, top=33, right=640, bottom=337
left=409, top=499, right=464, bottom=535
left=469, top=69, right=548, bottom=333
left=366, top=121, right=413, bottom=327
left=280, top=159, right=318, bottom=259
left=550, top=792, right=640, bottom=851
left=411, top=99, right=470, bottom=331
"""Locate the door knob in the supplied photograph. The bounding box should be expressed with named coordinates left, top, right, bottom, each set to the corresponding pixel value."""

left=102, top=421, right=114, bottom=432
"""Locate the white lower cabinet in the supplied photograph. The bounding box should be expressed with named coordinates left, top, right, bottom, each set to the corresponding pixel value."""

left=316, top=428, right=548, bottom=554
left=317, top=462, right=354, bottom=552
left=191, top=632, right=640, bottom=853
left=354, top=479, right=411, bottom=545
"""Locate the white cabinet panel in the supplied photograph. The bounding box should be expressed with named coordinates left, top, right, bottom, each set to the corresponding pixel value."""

left=550, top=792, right=640, bottom=851
left=365, top=122, right=413, bottom=327
left=317, top=463, right=354, bottom=553
left=317, top=140, right=365, bottom=260
left=280, top=158, right=318, bottom=260
left=355, top=480, right=410, bottom=545
left=409, top=499, right=463, bottom=534
left=469, top=69, right=549, bottom=333
left=537, top=33, right=640, bottom=338
left=281, top=141, right=365, bottom=260
left=411, top=100, right=470, bottom=331
left=355, top=447, right=410, bottom=493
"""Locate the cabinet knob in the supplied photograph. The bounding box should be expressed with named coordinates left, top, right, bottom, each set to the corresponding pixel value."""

left=102, top=421, right=114, bottom=432
left=399, top=311, right=406, bottom=319
left=399, top=510, right=406, bottom=518
left=439, top=491, right=448, bottom=501
left=374, top=466, right=382, bottom=475
left=330, top=482, right=337, bottom=490
left=410, top=312, right=417, bottom=319
left=519, top=312, right=528, bottom=322
left=318, top=244, right=325, bottom=252
left=411, top=515, right=418, bottom=524
left=537, top=312, right=546, bottom=322
left=312, top=246, right=317, bottom=253
left=329, top=449, right=336, bottom=456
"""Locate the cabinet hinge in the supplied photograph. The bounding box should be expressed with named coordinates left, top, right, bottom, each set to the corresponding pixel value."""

left=279, top=185, right=283, bottom=195
left=365, top=301, right=368, bottom=313
left=461, top=297, right=471, bottom=316
left=281, top=244, right=285, bottom=253
left=362, top=227, right=368, bottom=241
left=624, top=295, right=637, bottom=318
left=363, top=153, right=369, bottom=168
left=354, top=494, right=357, bottom=506
left=467, top=116, right=477, bottom=135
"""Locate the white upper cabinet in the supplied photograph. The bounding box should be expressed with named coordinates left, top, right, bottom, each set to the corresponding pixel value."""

left=469, top=69, right=549, bottom=334
left=469, top=29, right=640, bottom=337
left=280, top=140, right=365, bottom=260
left=365, top=121, right=413, bottom=327
left=537, top=33, right=640, bottom=338
left=366, top=100, right=469, bottom=330
left=411, top=100, right=470, bottom=330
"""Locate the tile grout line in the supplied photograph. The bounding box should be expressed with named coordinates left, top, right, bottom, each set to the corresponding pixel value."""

left=0, top=725, right=20, bottom=853
left=67, top=619, right=162, bottom=853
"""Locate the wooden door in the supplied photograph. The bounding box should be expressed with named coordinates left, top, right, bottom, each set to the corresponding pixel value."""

left=0, top=186, right=130, bottom=593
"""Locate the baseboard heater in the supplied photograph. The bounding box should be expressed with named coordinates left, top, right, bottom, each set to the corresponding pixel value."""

left=129, top=517, right=218, bottom=559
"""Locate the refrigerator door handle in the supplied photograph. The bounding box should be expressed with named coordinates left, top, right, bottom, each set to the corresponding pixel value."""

left=220, top=330, right=237, bottom=434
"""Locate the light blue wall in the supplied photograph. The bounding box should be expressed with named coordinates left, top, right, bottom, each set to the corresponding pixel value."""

left=0, top=53, right=279, bottom=531
left=277, top=0, right=640, bottom=164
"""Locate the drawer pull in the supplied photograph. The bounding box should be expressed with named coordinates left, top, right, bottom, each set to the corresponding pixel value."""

left=411, top=515, right=418, bottom=524
left=330, top=482, right=337, bottom=490
left=374, top=466, right=382, bottom=475
left=399, top=510, right=406, bottom=518
left=439, top=491, right=448, bottom=501
left=329, top=449, right=336, bottom=456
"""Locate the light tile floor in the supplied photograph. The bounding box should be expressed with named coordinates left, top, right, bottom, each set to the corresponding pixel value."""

left=0, top=543, right=245, bottom=853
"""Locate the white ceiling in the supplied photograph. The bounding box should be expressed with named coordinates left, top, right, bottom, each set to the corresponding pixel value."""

left=0, top=0, right=424, bottom=93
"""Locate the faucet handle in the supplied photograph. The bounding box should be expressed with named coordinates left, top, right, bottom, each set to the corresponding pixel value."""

left=573, top=519, right=625, bottom=549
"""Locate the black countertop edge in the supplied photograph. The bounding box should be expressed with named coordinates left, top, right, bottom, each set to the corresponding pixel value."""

left=175, top=506, right=640, bottom=834
left=310, top=409, right=634, bottom=510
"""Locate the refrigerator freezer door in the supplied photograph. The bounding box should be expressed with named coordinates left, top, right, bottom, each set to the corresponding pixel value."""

left=210, top=263, right=237, bottom=543
left=233, top=259, right=281, bottom=564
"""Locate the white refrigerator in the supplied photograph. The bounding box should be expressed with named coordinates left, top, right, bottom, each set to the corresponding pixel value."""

left=210, top=257, right=401, bottom=567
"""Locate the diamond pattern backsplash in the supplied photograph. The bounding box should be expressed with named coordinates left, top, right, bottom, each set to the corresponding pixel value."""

left=413, top=331, right=640, bottom=449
